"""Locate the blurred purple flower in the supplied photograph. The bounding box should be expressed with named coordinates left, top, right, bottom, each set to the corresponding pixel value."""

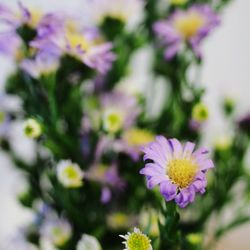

left=140, top=136, right=214, bottom=208
left=154, top=4, right=220, bottom=59
left=31, top=15, right=116, bottom=74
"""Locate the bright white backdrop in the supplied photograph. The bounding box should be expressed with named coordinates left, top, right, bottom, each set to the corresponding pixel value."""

left=0, top=0, right=249, bottom=249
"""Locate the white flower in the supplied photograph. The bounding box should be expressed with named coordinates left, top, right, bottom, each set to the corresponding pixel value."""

left=86, top=0, right=145, bottom=31
left=56, top=160, right=84, bottom=188
left=102, top=108, right=125, bottom=134
left=76, top=234, right=102, bottom=250
left=120, top=228, right=152, bottom=250
left=41, top=217, right=72, bottom=247
left=23, top=118, right=42, bottom=138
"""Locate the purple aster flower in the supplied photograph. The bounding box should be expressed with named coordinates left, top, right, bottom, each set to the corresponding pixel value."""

left=31, top=17, right=116, bottom=74
left=140, top=136, right=214, bottom=208
left=153, top=4, right=220, bottom=59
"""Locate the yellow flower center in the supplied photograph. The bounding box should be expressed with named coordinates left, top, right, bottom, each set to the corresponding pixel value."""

left=192, top=103, right=209, bottom=122
left=170, top=0, right=188, bottom=5
left=174, top=12, right=205, bottom=39
left=66, top=32, right=91, bottom=52
left=127, top=232, right=151, bottom=250
left=29, top=10, right=43, bottom=28
left=63, top=166, right=79, bottom=180
left=123, top=129, right=154, bottom=147
left=103, top=110, right=124, bottom=133
left=168, top=158, right=198, bottom=188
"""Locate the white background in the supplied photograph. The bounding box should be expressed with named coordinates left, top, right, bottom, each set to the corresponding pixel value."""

left=0, top=0, right=250, bottom=249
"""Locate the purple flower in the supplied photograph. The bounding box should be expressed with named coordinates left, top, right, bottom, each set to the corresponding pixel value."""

left=153, top=4, right=220, bottom=60
left=140, top=136, right=214, bottom=208
left=31, top=16, right=116, bottom=74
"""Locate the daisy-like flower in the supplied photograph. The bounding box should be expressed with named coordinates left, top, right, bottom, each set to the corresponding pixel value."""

left=192, top=102, right=209, bottom=122
left=56, top=160, right=84, bottom=188
left=120, top=228, right=152, bottom=250
left=140, top=136, right=214, bottom=208
left=76, top=234, right=102, bottom=250
left=23, top=118, right=42, bottom=138
left=41, top=217, right=72, bottom=247
left=153, top=4, right=220, bottom=59
left=85, top=0, right=144, bottom=31
left=101, top=92, right=140, bottom=134
left=31, top=16, right=116, bottom=74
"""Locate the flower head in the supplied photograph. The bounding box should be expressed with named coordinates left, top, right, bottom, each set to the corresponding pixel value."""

left=86, top=0, right=144, bottom=31
left=154, top=4, right=219, bottom=59
left=120, top=228, right=152, bottom=250
left=31, top=16, right=116, bottom=74
left=192, top=102, right=209, bottom=122
left=101, top=92, right=140, bottom=134
left=140, top=136, right=214, bottom=208
left=77, top=234, right=102, bottom=250
left=41, top=217, right=72, bottom=247
left=23, top=118, right=42, bottom=138
left=56, top=160, right=84, bottom=188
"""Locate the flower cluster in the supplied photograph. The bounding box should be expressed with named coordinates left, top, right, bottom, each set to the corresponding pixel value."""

left=0, top=1, right=247, bottom=250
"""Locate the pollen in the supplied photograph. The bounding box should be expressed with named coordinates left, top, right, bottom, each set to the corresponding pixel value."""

left=127, top=231, right=151, bottom=250
left=168, top=158, right=198, bottom=188
left=66, top=32, right=91, bottom=52
left=174, top=12, right=205, bottom=39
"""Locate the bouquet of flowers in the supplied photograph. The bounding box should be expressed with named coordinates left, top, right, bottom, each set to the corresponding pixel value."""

left=1, top=0, right=250, bottom=249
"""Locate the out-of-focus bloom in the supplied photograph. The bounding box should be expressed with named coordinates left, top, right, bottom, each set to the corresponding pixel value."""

left=192, top=102, right=209, bottom=122
left=140, top=136, right=214, bottom=208
left=120, top=228, right=152, bottom=250
left=77, top=234, right=102, bottom=250
left=107, top=212, right=135, bottom=230
left=23, top=118, right=42, bottom=138
left=154, top=5, right=219, bottom=59
left=20, top=52, right=59, bottom=79
left=139, top=209, right=159, bottom=237
left=41, top=217, right=72, bottom=247
left=86, top=0, right=144, bottom=31
left=101, top=92, right=140, bottom=134
left=214, top=135, right=233, bottom=151
left=0, top=3, right=42, bottom=29
left=187, top=233, right=202, bottom=245
left=56, top=160, right=84, bottom=188
left=169, top=0, right=188, bottom=5
left=31, top=17, right=116, bottom=74
left=115, top=128, right=155, bottom=161
left=238, top=113, right=250, bottom=134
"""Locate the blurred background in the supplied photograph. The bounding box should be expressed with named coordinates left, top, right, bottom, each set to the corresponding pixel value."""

left=0, top=0, right=249, bottom=249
